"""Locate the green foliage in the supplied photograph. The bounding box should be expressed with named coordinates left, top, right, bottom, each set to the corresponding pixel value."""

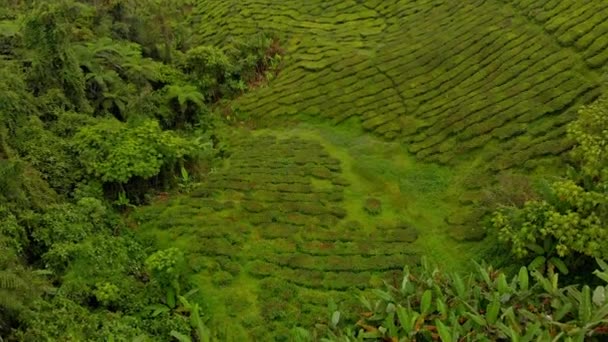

left=173, top=292, right=211, bottom=342
left=315, top=258, right=608, bottom=341
left=163, top=84, right=207, bottom=129
left=181, top=45, right=233, bottom=100
left=179, top=33, right=283, bottom=101
left=146, top=247, right=187, bottom=308
left=22, top=1, right=88, bottom=110
left=74, top=118, right=201, bottom=183
left=492, top=97, right=608, bottom=271
left=3, top=0, right=608, bottom=340
left=13, top=116, right=81, bottom=194
left=93, top=282, right=121, bottom=306
left=0, top=0, right=290, bottom=340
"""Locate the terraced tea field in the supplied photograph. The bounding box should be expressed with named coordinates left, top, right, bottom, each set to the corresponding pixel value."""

left=196, top=0, right=605, bottom=167
left=190, top=0, right=608, bottom=232
left=134, top=127, right=473, bottom=339
left=135, top=0, right=608, bottom=339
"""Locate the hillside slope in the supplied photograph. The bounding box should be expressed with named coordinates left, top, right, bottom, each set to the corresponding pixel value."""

left=195, top=0, right=605, bottom=168
left=137, top=0, right=608, bottom=339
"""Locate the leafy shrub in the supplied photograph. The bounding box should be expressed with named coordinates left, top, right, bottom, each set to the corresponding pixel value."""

left=93, top=282, right=120, bottom=306
left=12, top=116, right=81, bottom=194
left=491, top=96, right=608, bottom=272
left=74, top=118, right=202, bottom=184
left=363, top=198, right=382, bottom=216
left=180, top=45, right=233, bottom=100
left=145, top=247, right=187, bottom=309
left=307, top=258, right=608, bottom=341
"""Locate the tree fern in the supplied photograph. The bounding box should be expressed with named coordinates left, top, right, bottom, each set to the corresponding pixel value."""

left=163, top=84, right=206, bottom=128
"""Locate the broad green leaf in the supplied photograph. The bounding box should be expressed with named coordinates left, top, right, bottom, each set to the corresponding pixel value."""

left=525, top=243, right=545, bottom=255
left=328, top=298, right=338, bottom=313
left=436, top=319, right=452, bottom=342
left=190, top=304, right=202, bottom=329
left=497, top=273, right=510, bottom=295
left=486, top=298, right=501, bottom=325
left=549, top=257, right=569, bottom=275
left=529, top=256, right=546, bottom=270
left=384, top=311, right=398, bottom=337
left=518, top=267, right=529, bottom=291
left=465, top=312, right=487, bottom=326
left=409, top=312, right=420, bottom=333
left=437, top=298, right=448, bottom=317
left=596, top=258, right=608, bottom=271
left=474, top=262, right=491, bottom=286
left=421, top=290, right=432, bottom=314
left=593, top=287, right=606, bottom=307
left=453, top=273, right=465, bottom=298
left=331, top=311, right=341, bottom=328
left=396, top=305, right=410, bottom=331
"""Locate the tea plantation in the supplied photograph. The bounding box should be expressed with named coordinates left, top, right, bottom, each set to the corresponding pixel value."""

left=190, top=0, right=608, bottom=237
left=134, top=0, right=608, bottom=338
left=134, top=129, right=435, bottom=339
left=3, top=0, right=608, bottom=340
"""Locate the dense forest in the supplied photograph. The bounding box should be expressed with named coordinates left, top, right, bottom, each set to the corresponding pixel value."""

left=1, top=0, right=607, bottom=341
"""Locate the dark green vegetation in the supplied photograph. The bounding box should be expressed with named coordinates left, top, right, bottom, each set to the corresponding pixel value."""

left=0, top=0, right=281, bottom=340
left=303, top=258, right=608, bottom=341
left=1, top=0, right=608, bottom=341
